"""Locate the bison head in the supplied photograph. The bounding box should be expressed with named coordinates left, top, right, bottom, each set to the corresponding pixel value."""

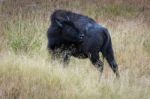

left=61, top=24, right=85, bottom=43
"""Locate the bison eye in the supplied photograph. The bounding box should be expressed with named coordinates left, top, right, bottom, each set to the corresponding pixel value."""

left=79, top=33, right=85, bottom=39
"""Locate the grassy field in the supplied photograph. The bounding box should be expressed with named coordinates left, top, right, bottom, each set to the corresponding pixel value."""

left=0, top=0, right=150, bottom=99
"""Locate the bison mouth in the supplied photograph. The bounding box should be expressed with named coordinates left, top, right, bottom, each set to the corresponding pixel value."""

left=78, top=39, right=84, bottom=43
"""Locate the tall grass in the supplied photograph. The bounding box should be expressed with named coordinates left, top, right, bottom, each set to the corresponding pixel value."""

left=0, top=52, right=150, bottom=99
left=0, top=0, right=150, bottom=99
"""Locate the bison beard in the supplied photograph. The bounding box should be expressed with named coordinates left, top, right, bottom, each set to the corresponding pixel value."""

left=47, top=10, right=120, bottom=79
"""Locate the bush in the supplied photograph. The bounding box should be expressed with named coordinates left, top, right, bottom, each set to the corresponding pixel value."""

left=5, top=19, right=43, bottom=54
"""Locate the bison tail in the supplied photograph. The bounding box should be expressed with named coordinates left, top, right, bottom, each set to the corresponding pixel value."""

left=101, top=28, right=112, bottom=58
left=101, top=29, right=119, bottom=77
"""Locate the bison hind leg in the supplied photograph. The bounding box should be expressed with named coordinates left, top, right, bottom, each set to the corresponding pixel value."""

left=89, top=52, right=104, bottom=80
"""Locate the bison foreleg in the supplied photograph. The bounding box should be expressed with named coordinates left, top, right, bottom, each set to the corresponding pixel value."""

left=50, top=49, right=62, bottom=62
left=62, top=50, right=71, bottom=67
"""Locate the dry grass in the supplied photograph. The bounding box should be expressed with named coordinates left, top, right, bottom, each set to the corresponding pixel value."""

left=0, top=0, right=150, bottom=99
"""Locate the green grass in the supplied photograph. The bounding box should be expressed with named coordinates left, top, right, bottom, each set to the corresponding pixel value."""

left=5, top=19, right=44, bottom=54
left=99, top=4, right=139, bottom=17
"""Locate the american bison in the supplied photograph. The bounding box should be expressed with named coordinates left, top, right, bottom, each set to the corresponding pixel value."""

left=47, top=10, right=120, bottom=78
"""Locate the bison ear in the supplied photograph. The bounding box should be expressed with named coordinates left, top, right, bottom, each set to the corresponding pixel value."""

left=85, top=25, right=89, bottom=33
left=55, top=19, right=63, bottom=28
left=55, top=16, right=70, bottom=28
left=66, top=16, right=70, bottom=21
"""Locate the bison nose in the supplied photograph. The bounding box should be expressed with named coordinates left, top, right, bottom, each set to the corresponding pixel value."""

left=80, top=34, right=84, bottom=39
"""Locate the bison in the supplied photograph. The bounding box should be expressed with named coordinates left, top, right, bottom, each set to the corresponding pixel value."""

left=47, top=10, right=120, bottom=78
